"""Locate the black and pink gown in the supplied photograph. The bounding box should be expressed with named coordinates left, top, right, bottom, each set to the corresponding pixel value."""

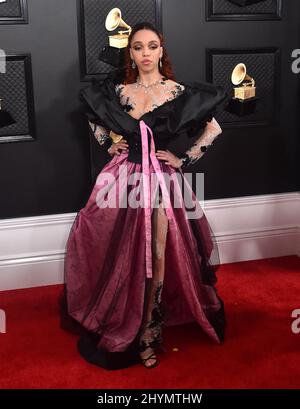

left=63, top=69, right=227, bottom=369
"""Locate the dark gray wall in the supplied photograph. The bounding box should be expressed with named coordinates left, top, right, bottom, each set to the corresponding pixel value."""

left=0, top=0, right=299, bottom=219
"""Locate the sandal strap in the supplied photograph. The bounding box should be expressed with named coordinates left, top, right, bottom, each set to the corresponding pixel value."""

left=141, top=353, right=157, bottom=363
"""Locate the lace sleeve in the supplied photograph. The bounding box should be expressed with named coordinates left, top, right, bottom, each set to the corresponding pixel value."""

left=180, top=117, right=222, bottom=168
left=88, top=121, right=113, bottom=153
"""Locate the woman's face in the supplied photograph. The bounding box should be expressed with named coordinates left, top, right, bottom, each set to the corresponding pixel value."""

left=129, top=29, right=163, bottom=75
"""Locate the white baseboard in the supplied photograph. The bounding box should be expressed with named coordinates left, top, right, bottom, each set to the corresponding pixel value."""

left=0, top=213, right=72, bottom=291
left=0, top=192, right=299, bottom=291
left=202, top=192, right=300, bottom=263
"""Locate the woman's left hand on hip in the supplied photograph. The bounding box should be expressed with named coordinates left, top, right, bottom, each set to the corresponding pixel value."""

left=155, top=150, right=182, bottom=169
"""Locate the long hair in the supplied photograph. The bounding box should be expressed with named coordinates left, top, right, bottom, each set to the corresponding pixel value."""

left=123, top=22, right=176, bottom=84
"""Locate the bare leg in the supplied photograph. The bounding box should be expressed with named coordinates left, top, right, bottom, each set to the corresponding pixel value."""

left=139, top=193, right=169, bottom=367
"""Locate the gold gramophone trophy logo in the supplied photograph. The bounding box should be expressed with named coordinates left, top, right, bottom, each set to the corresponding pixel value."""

left=232, top=63, right=256, bottom=99
left=226, top=63, right=258, bottom=116
left=105, top=7, right=132, bottom=49
left=99, top=7, right=132, bottom=68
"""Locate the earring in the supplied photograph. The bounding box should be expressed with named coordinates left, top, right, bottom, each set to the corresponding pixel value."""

left=131, top=60, right=136, bottom=69
left=159, top=58, right=162, bottom=68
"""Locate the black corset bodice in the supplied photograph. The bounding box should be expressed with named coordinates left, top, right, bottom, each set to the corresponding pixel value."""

left=126, top=135, right=171, bottom=164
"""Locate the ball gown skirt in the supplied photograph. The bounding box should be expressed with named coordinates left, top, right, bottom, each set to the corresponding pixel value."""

left=63, top=121, right=225, bottom=370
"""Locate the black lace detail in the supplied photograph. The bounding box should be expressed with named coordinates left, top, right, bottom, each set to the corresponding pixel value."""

left=115, top=81, right=185, bottom=116
left=139, top=281, right=164, bottom=352
left=170, top=83, right=185, bottom=98
left=115, top=84, right=134, bottom=112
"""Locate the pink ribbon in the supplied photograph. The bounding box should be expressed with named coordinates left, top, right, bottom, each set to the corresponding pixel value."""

left=139, top=120, right=175, bottom=279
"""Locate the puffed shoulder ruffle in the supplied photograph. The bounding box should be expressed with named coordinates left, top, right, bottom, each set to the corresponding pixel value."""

left=79, top=68, right=134, bottom=136
left=79, top=68, right=228, bottom=141
left=149, top=80, right=227, bottom=140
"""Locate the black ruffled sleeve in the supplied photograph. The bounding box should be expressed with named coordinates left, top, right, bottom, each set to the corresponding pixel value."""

left=79, top=79, right=105, bottom=126
left=78, top=68, right=136, bottom=138
left=169, top=81, right=227, bottom=139
left=142, top=80, right=227, bottom=150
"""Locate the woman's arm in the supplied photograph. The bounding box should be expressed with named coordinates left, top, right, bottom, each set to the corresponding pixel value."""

left=179, top=117, right=222, bottom=168
left=88, top=120, right=113, bottom=153
left=88, top=121, right=129, bottom=157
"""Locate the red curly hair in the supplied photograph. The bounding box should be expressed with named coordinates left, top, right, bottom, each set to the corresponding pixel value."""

left=123, top=22, right=176, bottom=84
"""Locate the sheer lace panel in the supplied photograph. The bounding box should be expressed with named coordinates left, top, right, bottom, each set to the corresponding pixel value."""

left=139, top=280, right=164, bottom=353
left=115, top=79, right=185, bottom=120
left=88, top=120, right=110, bottom=146
left=185, top=117, right=222, bottom=165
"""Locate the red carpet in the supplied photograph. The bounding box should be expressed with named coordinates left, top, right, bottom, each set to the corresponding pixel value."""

left=0, top=255, right=299, bottom=389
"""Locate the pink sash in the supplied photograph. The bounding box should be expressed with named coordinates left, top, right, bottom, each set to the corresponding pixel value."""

left=139, top=120, right=176, bottom=279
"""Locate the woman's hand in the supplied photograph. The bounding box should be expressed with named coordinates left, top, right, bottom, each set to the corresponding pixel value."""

left=155, top=149, right=182, bottom=168
left=107, top=139, right=129, bottom=156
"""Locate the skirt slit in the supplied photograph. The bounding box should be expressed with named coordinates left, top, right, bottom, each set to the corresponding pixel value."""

left=138, top=189, right=169, bottom=353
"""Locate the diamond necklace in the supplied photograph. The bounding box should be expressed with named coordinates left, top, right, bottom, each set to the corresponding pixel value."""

left=135, top=75, right=165, bottom=94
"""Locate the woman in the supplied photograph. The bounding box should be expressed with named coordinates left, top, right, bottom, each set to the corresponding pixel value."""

left=64, top=22, right=227, bottom=370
